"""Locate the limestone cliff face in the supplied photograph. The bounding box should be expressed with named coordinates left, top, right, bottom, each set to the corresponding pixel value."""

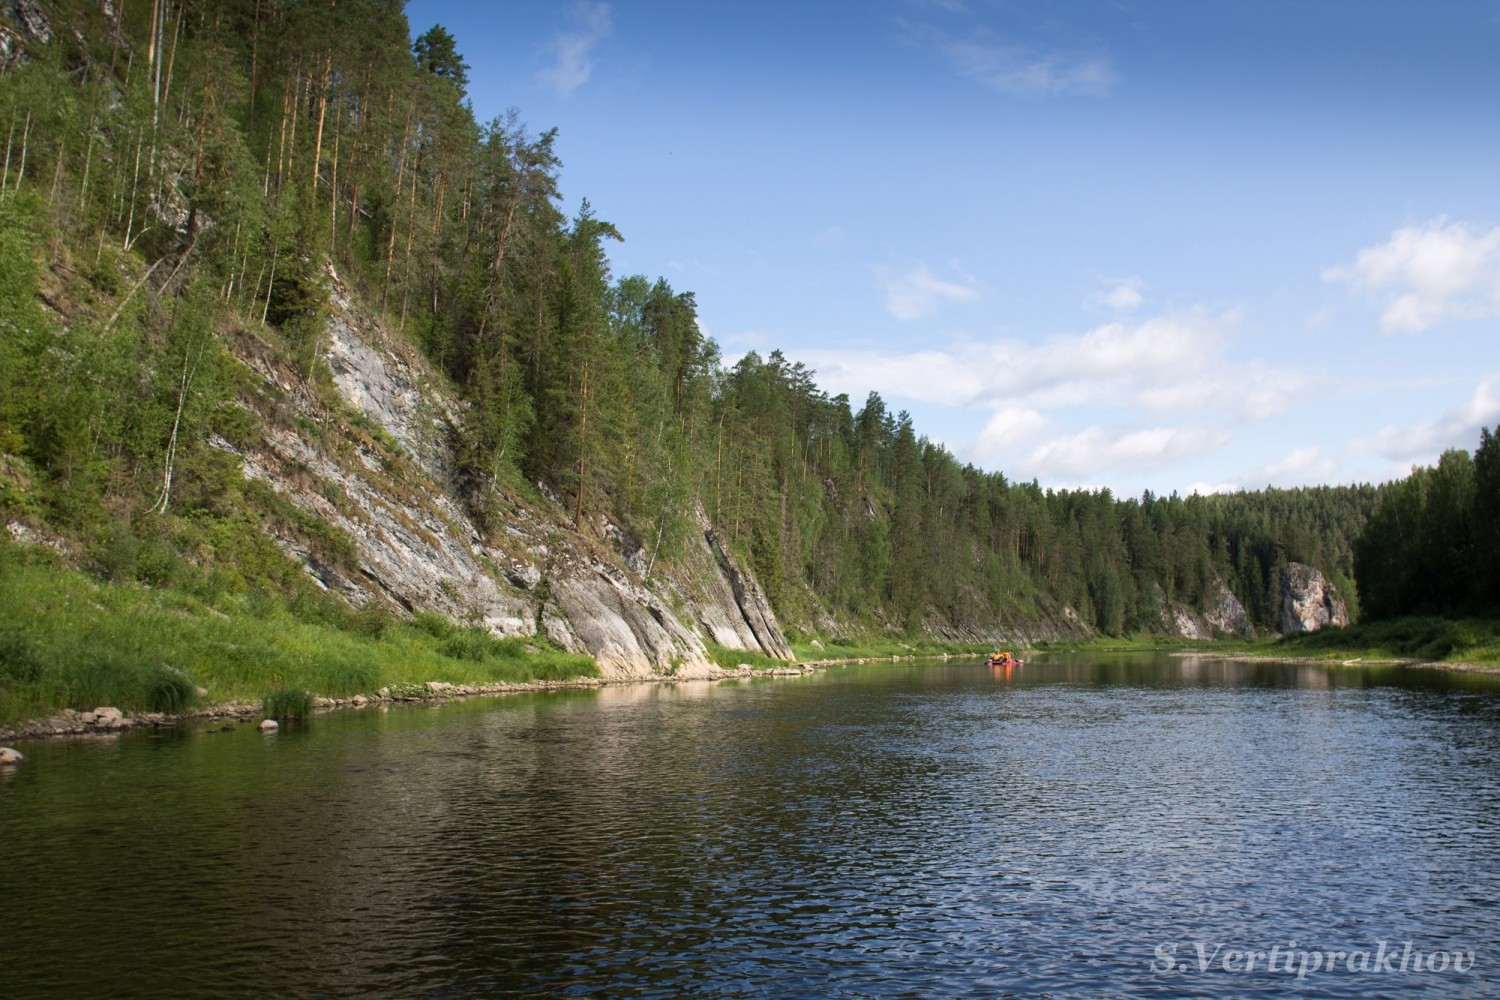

left=1150, top=575, right=1256, bottom=640
left=227, top=269, right=790, bottom=680
left=701, top=529, right=795, bottom=661
left=1278, top=562, right=1349, bottom=634
left=1202, top=575, right=1256, bottom=638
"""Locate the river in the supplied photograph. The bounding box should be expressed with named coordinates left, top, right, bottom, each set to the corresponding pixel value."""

left=3, top=653, right=1499, bottom=997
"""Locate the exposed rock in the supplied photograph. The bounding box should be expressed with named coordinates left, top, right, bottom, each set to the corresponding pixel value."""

left=546, top=559, right=716, bottom=679
left=0, top=746, right=25, bottom=765
left=258, top=719, right=279, bottom=732
left=227, top=294, right=796, bottom=682
left=1156, top=584, right=1213, bottom=640
left=1278, top=562, right=1349, bottom=634
left=1203, top=575, right=1255, bottom=638
left=7, top=0, right=51, bottom=44
left=702, top=529, right=795, bottom=661
left=324, top=307, right=454, bottom=482
left=1157, top=576, right=1256, bottom=639
left=6, top=518, right=71, bottom=556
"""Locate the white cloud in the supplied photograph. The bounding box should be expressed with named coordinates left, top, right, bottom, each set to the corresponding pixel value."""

left=539, top=2, right=613, bottom=96
left=1324, top=218, right=1500, bottom=333
left=1184, top=481, right=1241, bottom=497
left=1251, top=446, right=1340, bottom=487
left=974, top=407, right=1051, bottom=452
left=791, top=307, right=1311, bottom=481
left=1095, top=276, right=1144, bottom=312
left=1361, top=375, right=1500, bottom=474
left=1023, top=426, right=1229, bottom=479
left=942, top=36, right=1117, bottom=97
left=875, top=262, right=979, bottom=320
left=797, top=309, right=1302, bottom=421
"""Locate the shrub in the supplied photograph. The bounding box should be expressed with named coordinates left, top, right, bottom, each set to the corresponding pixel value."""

left=262, top=686, right=313, bottom=722
left=146, top=666, right=196, bottom=713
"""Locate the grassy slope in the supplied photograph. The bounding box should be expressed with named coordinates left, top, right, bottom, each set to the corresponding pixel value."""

left=0, top=543, right=597, bottom=728
left=1272, top=618, right=1500, bottom=666
left=1034, top=621, right=1500, bottom=667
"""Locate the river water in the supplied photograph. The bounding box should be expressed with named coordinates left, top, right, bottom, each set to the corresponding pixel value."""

left=4, top=653, right=1500, bottom=997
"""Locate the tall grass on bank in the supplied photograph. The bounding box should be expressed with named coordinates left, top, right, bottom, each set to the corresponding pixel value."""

left=1274, top=618, right=1500, bottom=665
left=704, top=643, right=791, bottom=672
left=0, top=544, right=598, bottom=728
left=790, top=637, right=989, bottom=662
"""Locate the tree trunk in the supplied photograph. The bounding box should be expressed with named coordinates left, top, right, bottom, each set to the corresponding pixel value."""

left=310, top=50, right=331, bottom=198
left=574, top=359, right=589, bottom=530
left=328, top=94, right=341, bottom=255
left=381, top=114, right=411, bottom=312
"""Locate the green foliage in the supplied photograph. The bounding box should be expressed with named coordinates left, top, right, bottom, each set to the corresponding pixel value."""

left=0, top=0, right=1441, bottom=716
left=704, top=643, right=787, bottom=672
left=1356, top=429, right=1499, bottom=620
left=262, top=686, right=313, bottom=722
left=1275, top=617, right=1500, bottom=666
left=0, top=544, right=600, bottom=726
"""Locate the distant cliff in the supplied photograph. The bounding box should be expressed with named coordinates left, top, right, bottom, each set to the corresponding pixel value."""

left=1278, top=562, right=1350, bottom=634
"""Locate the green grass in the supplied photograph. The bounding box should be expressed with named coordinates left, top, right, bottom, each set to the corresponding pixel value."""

left=704, top=643, right=794, bottom=672
left=1031, top=634, right=1264, bottom=654
left=0, top=544, right=599, bottom=728
left=1021, top=618, right=1500, bottom=667
left=790, top=636, right=989, bottom=662
left=262, top=686, right=313, bottom=722
left=1272, top=617, right=1500, bottom=665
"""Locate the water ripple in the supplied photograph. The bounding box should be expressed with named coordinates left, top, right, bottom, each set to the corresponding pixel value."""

left=3, top=658, right=1499, bottom=997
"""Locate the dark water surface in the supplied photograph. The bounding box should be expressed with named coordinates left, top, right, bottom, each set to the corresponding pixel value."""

left=4, top=654, right=1500, bottom=997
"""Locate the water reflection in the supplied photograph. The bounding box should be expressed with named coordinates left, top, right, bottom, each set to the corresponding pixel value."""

left=3, top=655, right=1500, bottom=997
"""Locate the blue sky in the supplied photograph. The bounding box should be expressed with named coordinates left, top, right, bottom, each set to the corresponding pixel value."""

left=405, top=0, right=1500, bottom=496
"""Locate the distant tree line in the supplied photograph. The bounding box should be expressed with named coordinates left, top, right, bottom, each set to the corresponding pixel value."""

left=1355, top=428, right=1500, bottom=619
left=0, top=2, right=1480, bottom=638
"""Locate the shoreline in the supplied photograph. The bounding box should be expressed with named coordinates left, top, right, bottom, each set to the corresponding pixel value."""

left=0, top=662, right=830, bottom=744
left=1168, top=649, right=1500, bottom=674
left=12, top=647, right=1497, bottom=745
left=0, top=653, right=975, bottom=744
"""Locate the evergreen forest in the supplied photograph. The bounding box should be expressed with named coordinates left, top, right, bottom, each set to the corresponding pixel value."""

left=0, top=0, right=1494, bottom=679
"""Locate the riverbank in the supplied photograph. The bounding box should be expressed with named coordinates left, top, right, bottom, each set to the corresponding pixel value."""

left=1037, top=617, right=1500, bottom=671
left=0, top=660, right=826, bottom=743
left=1168, top=649, right=1500, bottom=675
left=0, top=647, right=993, bottom=743
left=0, top=549, right=604, bottom=732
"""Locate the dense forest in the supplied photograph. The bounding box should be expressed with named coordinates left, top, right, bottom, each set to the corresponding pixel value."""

left=0, top=0, right=1488, bottom=644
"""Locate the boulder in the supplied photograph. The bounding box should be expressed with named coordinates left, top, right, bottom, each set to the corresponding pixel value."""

left=0, top=747, right=26, bottom=765
left=258, top=719, right=279, bottom=732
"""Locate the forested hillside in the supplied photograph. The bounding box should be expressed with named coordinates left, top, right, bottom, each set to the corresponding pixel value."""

left=0, top=0, right=1407, bottom=645
left=1355, top=430, right=1500, bottom=620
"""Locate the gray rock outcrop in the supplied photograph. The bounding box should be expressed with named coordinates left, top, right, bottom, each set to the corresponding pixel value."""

left=1278, top=562, right=1349, bottom=634
left=1203, top=575, right=1255, bottom=638
left=1154, top=576, right=1254, bottom=640
left=701, top=529, right=795, bottom=661
left=226, top=268, right=793, bottom=680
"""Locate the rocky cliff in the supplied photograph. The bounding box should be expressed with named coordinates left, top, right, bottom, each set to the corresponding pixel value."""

left=228, top=267, right=792, bottom=680
left=1155, top=576, right=1256, bottom=640
left=1278, top=562, right=1349, bottom=634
